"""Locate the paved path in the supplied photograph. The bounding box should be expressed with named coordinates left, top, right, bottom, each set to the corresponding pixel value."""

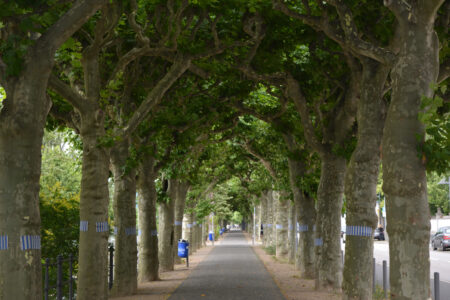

left=168, top=231, right=285, bottom=300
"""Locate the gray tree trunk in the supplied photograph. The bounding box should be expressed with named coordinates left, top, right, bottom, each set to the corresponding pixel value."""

left=173, top=181, right=189, bottom=264
left=0, top=2, right=107, bottom=298
left=137, top=155, right=159, bottom=282
left=260, top=193, right=268, bottom=247
left=110, top=140, right=137, bottom=296
left=275, top=192, right=289, bottom=258
left=382, top=2, right=443, bottom=298
left=266, top=191, right=275, bottom=247
left=342, top=60, right=389, bottom=299
left=288, top=201, right=296, bottom=264
left=158, top=179, right=176, bottom=272
left=315, top=154, right=346, bottom=290
left=287, top=157, right=316, bottom=278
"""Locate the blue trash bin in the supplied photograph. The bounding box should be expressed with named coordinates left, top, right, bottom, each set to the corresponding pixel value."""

left=208, top=232, right=214, bottom=241
left=219, top=229, right=223, bottom=235
left=178, top=239, right=189, bottom=258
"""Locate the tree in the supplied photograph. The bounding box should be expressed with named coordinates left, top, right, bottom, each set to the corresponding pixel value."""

left=0, top=1, right=107, bottom=298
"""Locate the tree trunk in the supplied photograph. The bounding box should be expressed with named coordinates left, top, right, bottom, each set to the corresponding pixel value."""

left=382, top=4, right=442, bottom=297
left=287, top=157, right=316, bottom=278
left=266, top=191, right=275, bottom=247
left=0, top=83, right=50, bottom=300
left=158, top=179, right=176, bottom=272
left=185, top=213, right=195, bottom=253
left=288, top=201, right=296, bottom=264
left=342, top=60, right=389, bottom=299
left=173, top=181, right=189, bottom=264
left=137, top=155, right=159, bottom=282
left=260, top=193, right=268, bottom=247
left=77, top=115, right=111, bottom=300
left=315, top=154, right=346, bottom=291
left=275, top=192, right=289, bottom=258
left=110, top=140, right=137, bottom=296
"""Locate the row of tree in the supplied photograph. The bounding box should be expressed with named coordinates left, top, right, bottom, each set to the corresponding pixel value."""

left=0, top=0, right=448, bottom=299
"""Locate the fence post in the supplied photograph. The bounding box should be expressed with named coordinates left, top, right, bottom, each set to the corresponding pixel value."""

left=57, top=255, right=63, bottom=300
left=434, top=272, right=440, bottom=300
left=44, top=258, right=49, bottom=300
left=109, top=245, right=114, bottom=289
left=69, top=254, right=73, bottom=300
left=382, top=260, right=387, bottom=299
left=373, top=258, right=376, bottom=292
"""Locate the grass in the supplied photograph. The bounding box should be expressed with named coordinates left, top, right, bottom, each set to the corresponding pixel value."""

left=264, top=245, right=276, bottom=255
left=373, top=285, right=388, bottom=299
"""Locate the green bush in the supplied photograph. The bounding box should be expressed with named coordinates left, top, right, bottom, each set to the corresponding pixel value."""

left=264, top=245, right=276, bottom=255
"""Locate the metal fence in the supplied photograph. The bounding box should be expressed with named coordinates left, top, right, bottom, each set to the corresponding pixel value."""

left=43, top=246, right=115, bottom=299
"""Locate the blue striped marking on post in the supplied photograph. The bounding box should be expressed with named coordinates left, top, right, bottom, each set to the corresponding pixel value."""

left=151, top=230, right=158, bottom=236
left=346, top=225, right=373, bottom=237
left=193, top=221, right=197, bottom=225
left=80, top=221, right=89, bottom=232
left=174, top=221, right=182, bottom=226
left=266, top=224, right=273, bottom=228
left=298, top=225, right=309, bottom=232
left=314, top=238, right=323, bottom=246
left=96, top=222, right=109, bottom=232
left=276, top=224, right=283, bottom=229
left=199, top=224, right=202, bottom=228
left=114, top=227, right=118, bottom=235
left=187, top=223, right=193, bottom=228
left=20, top=235, right=41, bottom=250
left=0, top=235, right=7, bottom=250
left=313, top=225, right=316, bottom=232
left=125, top=227, right=137, bottom=236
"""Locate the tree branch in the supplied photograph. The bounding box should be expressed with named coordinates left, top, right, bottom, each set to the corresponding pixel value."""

left=242, top=141, right=278, bottom=181
left=48, top=74, right=87, bottom=112
left=438, top=58, right=450, bottom=84
left=37, top=0, right=108, bottom=55
left=285, top=74, right=325, bottom=154
left=122, top=56, right=191, bottom=137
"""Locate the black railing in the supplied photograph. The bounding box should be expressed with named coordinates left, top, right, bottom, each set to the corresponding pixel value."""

left=43, top=246, right=115, bottom=299
left=44, top=254, right=74, bottom=300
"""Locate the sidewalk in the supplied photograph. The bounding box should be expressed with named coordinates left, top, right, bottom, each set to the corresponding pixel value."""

left=244, top=233, right=341, bottom=300
left=111, top=241, right=219, bottom=300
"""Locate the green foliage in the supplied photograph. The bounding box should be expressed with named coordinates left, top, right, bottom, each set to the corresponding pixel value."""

left=231, top=211, right=243, bottom=224
left=264, top=245, right=276, bottom=255
left=419, top=83, right=450, bottom=174
left=428, top=172, right=450, bottom=215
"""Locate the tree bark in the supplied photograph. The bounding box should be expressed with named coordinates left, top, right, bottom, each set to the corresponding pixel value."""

left=342, top=59, right=389, bottom=299
left=382, top=3, right=443, bottom=298
left=287, top=157, right=316, bottom=278
left=76, top=110, right=110, bottom=300
left=275, top=191, right=289, bottom=258
left=315, top=154, right=346, bottom=291
left=260, top=193, right=268, bottom=247
left=137, top=155, right=159, bottom=282
left=288, top=201, right=296, bottom=264
left=173, top=181, right=189, bottom=264
left=158, top=179, right=176, bottom=272
left=110, top=139, right=137, bottom=296
left=265, top=191, right=275, bottom=247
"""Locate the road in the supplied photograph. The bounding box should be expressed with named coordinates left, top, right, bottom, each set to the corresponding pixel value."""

left=168, top=231, right=285, bottom=300
left=340, top=240, right=450, bottom=298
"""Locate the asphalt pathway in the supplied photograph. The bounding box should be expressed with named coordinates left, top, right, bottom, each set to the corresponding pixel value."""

left=168, top=231, right=285, bottom=300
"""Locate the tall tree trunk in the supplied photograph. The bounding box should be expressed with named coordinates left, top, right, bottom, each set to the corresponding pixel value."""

left=382, top=3, right=442, bottom=297
left=137, top=155, right=159, bottom=282
left=173, top=181, right=189, bottom=264
left=266, top=191, right=275, bottom=247
left=342, top=60, right=389, bottom=299
left=260, top=193, right=268, bottom=247
left=275, top=192, right=289, bottom=258
left=77, top=115, right=111, bottom=299
left=315, top=154, right=346, bottom=291
left=110, top=140, right=137, bottom=296
left=287, top=157, right=316, bottom=278
left=185, top=213, right=195, bottom=253
left=0, top=84, right=50, bottom=300
left=288, top=201, right=296, bottom=264
left=158, top=179, right=176, bottom=272
left=256, top=204, right=262, bottom=242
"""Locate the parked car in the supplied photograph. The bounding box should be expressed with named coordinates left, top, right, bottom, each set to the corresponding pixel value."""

left=374, top=227, right=385, bottom=241
left=431, top=226, right=450, bottom=251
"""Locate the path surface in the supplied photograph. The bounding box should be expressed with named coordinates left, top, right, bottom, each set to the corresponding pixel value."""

left=168, top=231, right=285, bottom=300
